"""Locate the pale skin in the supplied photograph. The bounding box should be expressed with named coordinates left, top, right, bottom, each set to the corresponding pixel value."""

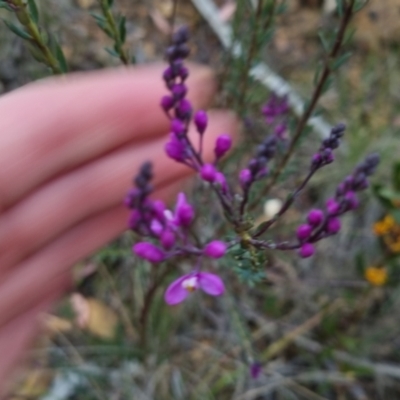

left=0, top=64, right=238, bottom=394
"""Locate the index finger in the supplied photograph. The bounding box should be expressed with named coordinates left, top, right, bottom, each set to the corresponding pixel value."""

left=0, top=64, right=215, bottom=211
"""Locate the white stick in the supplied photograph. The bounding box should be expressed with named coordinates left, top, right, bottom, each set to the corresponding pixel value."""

left=190, top=0, right=332, bottom=138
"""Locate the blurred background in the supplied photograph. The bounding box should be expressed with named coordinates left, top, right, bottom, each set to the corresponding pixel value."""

left=2, top=0, right=400, bottom=398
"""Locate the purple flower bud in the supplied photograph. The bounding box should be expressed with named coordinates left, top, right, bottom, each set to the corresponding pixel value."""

left=307, top=209, right=324, bottom=226
left=179, top=66, right=189, bottom=80
left=152, top=200, right=166, bottom=220
left=297, top=224, right=313, bottom=241
left=177, top=99, right=192, bottom=119
left=171, top=119, right=185, bottom=136
left=175, top=192, right=194, bottom=227
left=312, top=153, right=322, bottom=166
left=274, top=123, right=286, bottom=139
left=194, top=110, right=208, bottom=134
left=239, top=168, right=252, bottom=188
left=255, top=166, right=268, bottom=180
left=204, top=240, right=227, bottom=258
left=172, top=84, right=187, bottom=100
left=298, top=243, right=315, bottom=258
left=326, top=198, right=340, bottom=215
left=150, top=219, right=163, bottom=236
left=327, top=217, right=341, bottom=234
left=200, top=163, right=217, bottom=183
left=161, top=95, right=174, bottom=112
left=215, top=172, right=228, bottom=194
left=345, top=191, right=359, bottom=209
left=128, top=210, right=141, bottom=230
left=163, top=67, right=174, bottom=81
left=161, top=230, right=175, bottom=250
left=133, top=242, right=165, bottom=263
left=165, top=134, right=185, bottom=161
left=124, top=188, right=140, bottom=208
left=250, top=362, right=262, bottom=379
left=215, top=134, right=232, bottom=159
left=336, top=182, right=346, bottom=196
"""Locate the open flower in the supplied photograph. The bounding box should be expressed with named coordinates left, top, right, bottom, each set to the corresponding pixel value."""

left=365, top=266, right=387, bottom=286
left=164, top=272, right=225, bottom=305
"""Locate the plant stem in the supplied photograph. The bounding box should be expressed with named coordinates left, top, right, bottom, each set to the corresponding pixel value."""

left=253, top=166, right=319, bottom=237
left=139, top=263, right=175, bottom=351
left=99, top=0, right=129, bottom=65
left=9, top=0, right=62, bottom=74
left=251, top=0, right=356, bottom=208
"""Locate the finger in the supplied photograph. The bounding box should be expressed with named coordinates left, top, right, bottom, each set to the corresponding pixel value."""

left=0, top=64, right=215, bottom=211
left=0, top=111, right=238, bottom=275
left=0, top=179, right=186, bottom=330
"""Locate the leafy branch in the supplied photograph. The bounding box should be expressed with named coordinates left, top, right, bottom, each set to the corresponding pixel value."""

left=251, top=0, right=358, bottom=208
left=1, top=0, right=67, bottom=74
left=93, top=0, right=130, bottom=65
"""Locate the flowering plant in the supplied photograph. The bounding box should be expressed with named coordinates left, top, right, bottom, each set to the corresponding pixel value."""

left=125, top=26, right=379, bottom=306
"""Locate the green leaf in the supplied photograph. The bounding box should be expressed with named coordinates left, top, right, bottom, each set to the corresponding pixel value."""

left=26, top=42, right=47, bottom=63
left=313, top=62, right=323, bottom=86
left=392, top=162, right=400, bottom=191
left=54, top=39, right=68, bottom=73
left=372, top=183, right=399, bottom=209
left=336, top=0, right=344, bottom=17
left=90, top=12, right=106, bottom=24
left=331, top=51, right=352, bottom=70
left=107, top=0, right=114, bottom=6
left=105, top=46, right=119, bottom=58
left=0, top=2, right=15, bottom=11
left=318, top=32, right=331, bottom=53
left=119, top=15, right=126, bottom=44
left=27, top=0, right=39, bottom=24
left=3, top=20, right=33, bottom=40
left=321, top=76, right=334, bottom=95
left=354, top=0, right=368, bottom=12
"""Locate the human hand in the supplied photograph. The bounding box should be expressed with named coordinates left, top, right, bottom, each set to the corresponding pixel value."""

left=0, top=64, right=237, bottom=393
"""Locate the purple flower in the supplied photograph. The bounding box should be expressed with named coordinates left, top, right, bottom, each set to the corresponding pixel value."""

left=174, top=192, right=194, bottom=227
left=296, top=224, right=312, bottom=241
left=194, top=110, right=208, bottom=134
left=299, top=243, right=315, bottom=258
left=326, top=198, right=340, bottom=215
left=161, top=230, right=175, bottom=250
left=250, top=362, right=262, bottom=379
left=128, top=210, right=141, bottom=230
left=133, top=242, right=165, bottom=263
left=307, top=209, right=324, bottom=226
left=239, top=168, right=252, bottom=188
left=150, top=219, right=163, bottom=236
left=204, top=240, right=227, bottom=258
left=327, top=217, right=341, bottom=234
left=152, top=200, right=166, bottom=220
left=160, top=95, right=174, bottom=112
left=215, top=172, right=228, bottom=194
left=165, top=134, right=186, bottom=161
left=200, top=163, right=217, bottom=183
left=171, top=119, right=185, bottom=136
left=215, top=134, right=232, bottom=159
left=274, top=123, right=286, bottom=139
left=345, top=191, right=359, bottom=209
left=164, top=272, right=225, bottom=305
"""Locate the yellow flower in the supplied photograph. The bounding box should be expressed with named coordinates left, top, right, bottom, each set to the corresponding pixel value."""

left=365, top=267, right=388, bottom=286
left=373, top=215, right=395, bottom=236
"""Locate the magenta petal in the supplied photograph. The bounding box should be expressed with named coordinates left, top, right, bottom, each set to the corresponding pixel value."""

left=198, top=272, right=225, bottom=296
left=164, top=275, right=190, bottom=305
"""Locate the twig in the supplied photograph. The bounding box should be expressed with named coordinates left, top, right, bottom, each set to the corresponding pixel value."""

left=256, top=0, right=356, bottom=200
left=190, top=0, right=331, bottom=138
